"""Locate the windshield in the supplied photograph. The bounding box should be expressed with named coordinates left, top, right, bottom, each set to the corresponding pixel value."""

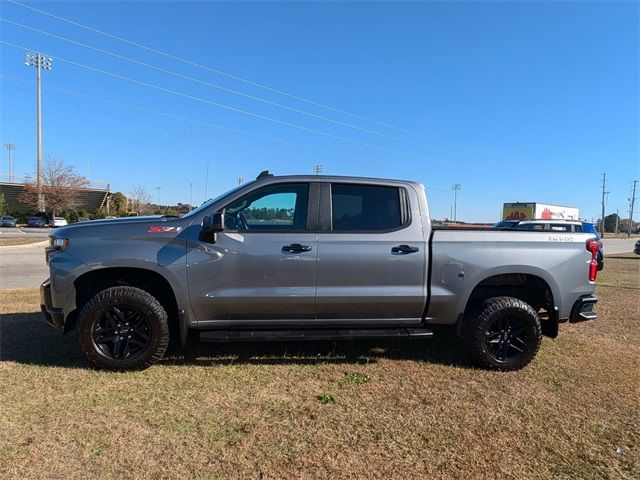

left=181, top=181, right=256, bottom=219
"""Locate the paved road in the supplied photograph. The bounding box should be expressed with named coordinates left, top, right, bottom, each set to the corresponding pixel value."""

left=1, top=236, right=637, bottom=290
left=0, top=243, right=49, bottom=289
left=602, top=238, right=638, bottom=255
left=0, top=227, right=52, bottom=237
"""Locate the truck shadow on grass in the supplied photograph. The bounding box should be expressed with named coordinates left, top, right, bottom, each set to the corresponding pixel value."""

left=0, top=312, right=470, bottom=370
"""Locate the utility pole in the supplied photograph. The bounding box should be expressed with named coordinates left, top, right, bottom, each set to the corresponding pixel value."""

left=629, top=179, right=637, bottom=237
left=25, top=52, right=53, bottom=212
left=451, top=184, right=461, bottom=223
left=600, top=173, right=609, bottom=237
left=155, top=186, right=161, bottom=206
left=615, top=209, right=619, bottom=235
left=189, top=182, right=193, bottom=211
left=313, top=164, right=323, bottom=175
left=3, top=143, right=15, bottom=182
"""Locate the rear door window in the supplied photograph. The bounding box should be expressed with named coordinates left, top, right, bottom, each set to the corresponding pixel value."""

left=331, top=183, right=404, bottom=231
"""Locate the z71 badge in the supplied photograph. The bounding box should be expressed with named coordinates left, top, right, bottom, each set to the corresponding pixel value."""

left=148, top=226, right=182, bottom=233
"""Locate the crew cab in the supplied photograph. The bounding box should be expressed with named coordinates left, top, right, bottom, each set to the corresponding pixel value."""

left=41, top=172, right=599, bottom=371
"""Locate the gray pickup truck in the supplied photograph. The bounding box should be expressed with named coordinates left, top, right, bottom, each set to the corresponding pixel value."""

left=41, top=172, right=599, bottom=371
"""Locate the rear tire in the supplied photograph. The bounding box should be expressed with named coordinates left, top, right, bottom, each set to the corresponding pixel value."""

left=463, top=296, right=542, bottom=371
left=76, top=286, right=169, bottom=371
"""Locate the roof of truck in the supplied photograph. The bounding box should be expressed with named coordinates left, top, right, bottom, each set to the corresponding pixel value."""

left=255, top=172, right=423, bottom=187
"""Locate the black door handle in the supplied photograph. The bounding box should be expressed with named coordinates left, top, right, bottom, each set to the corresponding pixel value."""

left=391, top=244, right=419, bottom=254
left=282, top=243, right=312, bottom=253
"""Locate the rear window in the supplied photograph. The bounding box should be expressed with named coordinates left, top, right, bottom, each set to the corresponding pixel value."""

left=331, top=183, right=404, bottom=231
left=516, top=223, right=545, bottom=230
left=517, top=222, right=581, bottom=232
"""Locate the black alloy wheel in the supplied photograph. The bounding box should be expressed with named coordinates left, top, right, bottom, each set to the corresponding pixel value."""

left=77, top=286, right=169, bottom=370
left=483, top=315, right=528, bottom=363
left=92, top=305, right=152, bottom=361
left=464, top=296, right=542, bottom=371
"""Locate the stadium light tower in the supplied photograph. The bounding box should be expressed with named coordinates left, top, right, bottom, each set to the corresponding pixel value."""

left=3, top=143, right=15, bottom=183
left=313, top=164, right=324, bottom=175
left=451, top=184, right=461, bottom=222
left=25, top=52, right=53, bottom=212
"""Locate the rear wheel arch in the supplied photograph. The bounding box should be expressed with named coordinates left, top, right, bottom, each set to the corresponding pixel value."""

left=460, top=273, right=557, bottom=338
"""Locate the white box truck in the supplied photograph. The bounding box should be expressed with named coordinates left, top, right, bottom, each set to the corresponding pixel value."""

left=503, top=202, right=579, bottom=221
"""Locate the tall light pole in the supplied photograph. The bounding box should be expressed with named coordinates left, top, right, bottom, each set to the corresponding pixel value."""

left=3, top=143, right=15, bottom=183
left=313, top=164, right=324, bottom=175
left=236, top=176, right=244, bottom=185
left=156, top=186, right=161, bottom=205
left=25, top=52, right=52, bottom=212
left=189, top=182, right=193, bottom=211
left=451, top=184, right=461, bottom=222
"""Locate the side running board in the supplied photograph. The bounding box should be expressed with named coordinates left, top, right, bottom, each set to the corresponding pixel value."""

left=199, top=327, right=434, bottom=343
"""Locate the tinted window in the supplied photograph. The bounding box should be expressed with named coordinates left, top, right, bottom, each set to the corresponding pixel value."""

left=331, top=184, right=402, bottom=231
left=224, top=183, right=309, bottom=231
left=517, top=223, right=544, bottom=230
left=492, top=221, right=519, bottom=229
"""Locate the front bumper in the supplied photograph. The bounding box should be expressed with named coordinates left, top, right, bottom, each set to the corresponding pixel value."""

left=40, top=279, right=65, bottom=333
left=569, top=295, right=598, bottom=323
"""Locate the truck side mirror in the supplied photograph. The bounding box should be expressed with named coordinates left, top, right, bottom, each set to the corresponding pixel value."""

left=199, top=211, right=224, bottom=243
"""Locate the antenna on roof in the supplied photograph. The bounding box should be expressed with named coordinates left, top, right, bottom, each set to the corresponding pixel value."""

left=256, top=170, right=273, bottom=180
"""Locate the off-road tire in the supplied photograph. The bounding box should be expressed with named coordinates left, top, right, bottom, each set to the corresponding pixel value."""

left=463, top=296, right=542, bottom=371
left=76, top=286, right=169, bottom=371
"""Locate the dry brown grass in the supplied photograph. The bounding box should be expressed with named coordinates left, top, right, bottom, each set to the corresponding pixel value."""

left=1, top=258, right=638, bottom=479
left=0, top=237, right=48, bottom=247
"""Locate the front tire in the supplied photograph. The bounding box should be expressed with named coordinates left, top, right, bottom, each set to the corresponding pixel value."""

left=76, top=286, right=169, bottom=371
left=464, top=296, right=542, bottom=371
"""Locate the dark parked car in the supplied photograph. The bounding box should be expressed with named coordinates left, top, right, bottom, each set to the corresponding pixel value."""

left=634, top=239, right=640, bottom=255
left=27, top=216, right=47, bottom=228
left=0, top=215, right=17, bottom=227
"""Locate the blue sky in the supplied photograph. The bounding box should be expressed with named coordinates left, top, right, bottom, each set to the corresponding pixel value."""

left=1, top=0, right=638, bottom=222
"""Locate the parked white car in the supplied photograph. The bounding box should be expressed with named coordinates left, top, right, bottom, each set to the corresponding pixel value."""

left=50, top=217, right=68, bottom=227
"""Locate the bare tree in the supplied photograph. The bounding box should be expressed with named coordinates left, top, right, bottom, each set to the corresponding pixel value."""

left=129, top=185, right=153, bottom=214
left=19, top=155, right=90, bottom=215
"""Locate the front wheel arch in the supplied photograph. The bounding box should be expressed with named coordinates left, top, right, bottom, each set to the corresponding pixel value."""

left=71, top=267, right=185, bottom=345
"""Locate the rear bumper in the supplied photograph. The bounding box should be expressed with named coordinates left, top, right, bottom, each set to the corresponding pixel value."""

left=40, top=279, right=65, bottom=333
left=569, top=294, right=598, bottom=323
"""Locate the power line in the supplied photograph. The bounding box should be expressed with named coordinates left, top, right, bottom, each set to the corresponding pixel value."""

left=0, top=76, right=424, bottom=174
left=5, top=74, right=599, bottom=209
left=1, top=76, right=305, bottom=149
left=1, top=18, right=472, bottom=158
left=6, top=0, right=473, bottom=150
left=0, top=40, right=447, bottom=165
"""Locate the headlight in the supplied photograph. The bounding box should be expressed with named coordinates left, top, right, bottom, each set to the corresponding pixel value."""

left=46, top=237, right=69, bottom=264
left=49, top=237, right=69, bottom=251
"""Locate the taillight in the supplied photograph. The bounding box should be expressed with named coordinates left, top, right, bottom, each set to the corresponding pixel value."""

left=586, top=239, right=599, bottom=282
